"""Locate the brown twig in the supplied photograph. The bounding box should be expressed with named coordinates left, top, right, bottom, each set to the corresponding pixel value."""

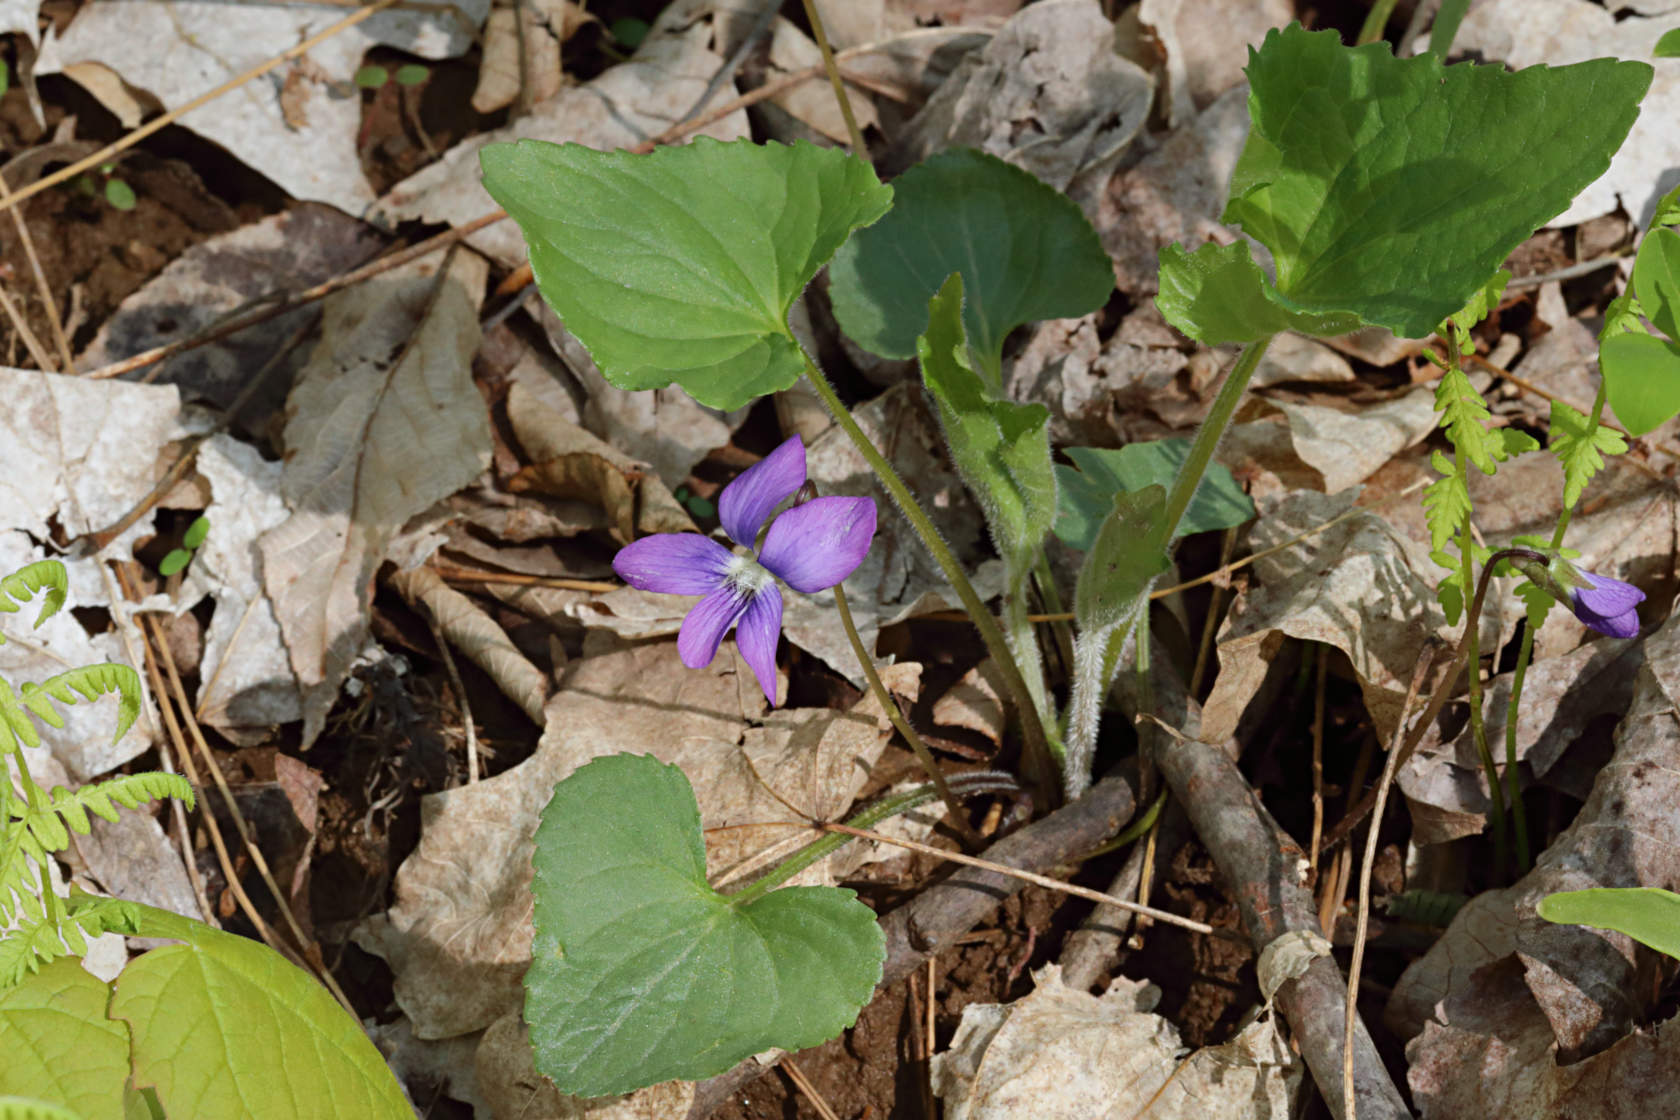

left=0, top=168, right=73, bottom=371
left=1344, top=646, right=1436, bottom=1116
left=1151, top=729, right=1410, bottom=1119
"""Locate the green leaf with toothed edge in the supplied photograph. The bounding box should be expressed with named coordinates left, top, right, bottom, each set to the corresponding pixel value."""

left=482, top=138, right=893, bottom=411
left=1159, top=24, right=1651, bottom=344
left=525, top=754, right=885, bottom=1097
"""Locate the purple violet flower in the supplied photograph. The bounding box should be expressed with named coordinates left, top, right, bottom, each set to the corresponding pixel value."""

left=612, top=435, right=877, bottom=704
left=1570, top=570, right=1646, bottom=639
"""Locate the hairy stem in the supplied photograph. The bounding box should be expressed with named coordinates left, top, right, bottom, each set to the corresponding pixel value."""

left=1002, top=562, right=1054, bottom=739
left=833, top=583, right=984, bottom=848
left=799, top=351, right=1057, bottom=795
left=1063, top=338, right=1272, bottom=800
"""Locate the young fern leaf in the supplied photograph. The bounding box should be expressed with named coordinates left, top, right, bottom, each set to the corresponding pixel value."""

left=1550, top=399, right=1627, bottom=509
left=0, top=898, right=138, bottom=987
left=1422, top=451, right=1471, bottom=553
left=0, top=562, right=69, bottom=639
left=39, top=773, right=195, bottom=842
left=1435, top=367, right=1499, bottom=474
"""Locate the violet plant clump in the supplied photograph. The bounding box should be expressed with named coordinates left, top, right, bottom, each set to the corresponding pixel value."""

left=611, top=435, right=876, bottom=705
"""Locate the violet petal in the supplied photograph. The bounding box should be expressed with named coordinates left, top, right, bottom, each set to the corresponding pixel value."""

left=1571, top=572, right=1645, bottom=639
left=613, top=533, right=732, bottom=595
left=735, top=583, right=783, bottom=705
left=758, top=496, right=877, bottom=593
left=719, top=435, right=807, bottom=547
left=678, top=586, right=751, bottom=668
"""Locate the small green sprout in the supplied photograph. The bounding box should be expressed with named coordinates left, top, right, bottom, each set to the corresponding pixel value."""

left=158, top=516, right=209, bottom=577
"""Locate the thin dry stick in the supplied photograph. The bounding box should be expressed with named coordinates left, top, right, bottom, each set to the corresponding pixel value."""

left=0, top=279, right=55, bottom=371
left=84, top=210, right=506, bottom=383
left=145, top=605, right=358, bottom=1014
left=781, top=1058, right=842, bottom=1120
left=801, top=0, right=868, bottom=154
left=123, top=583, right=284, bottom=956
left=1310, top=647, right=1328, bottom=876
left=819, top=821, right=1241, bottom=942
left=80, top=567, right=215, bottom=926
left=0, top=169, right=73, bottom=371
left=429, top=563, right=616, bottom=593
left=0, top=0, right=406, bottom=218
left=424, top=610, right=480, bottom=783
left=1344, top=647, right=1437, bottom=1119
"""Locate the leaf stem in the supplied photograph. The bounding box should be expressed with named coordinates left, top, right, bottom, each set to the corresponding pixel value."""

left=832, top=582, right=984, bottom=849
left=1458, top=431, right=1507, bottom=875
left=799, top=0, right=868, bottom=156
left=1502, top=377, right=1612, bottom=871
left=798, top=351, right=1058, bottom=797
left=1062, top=338, right=1272, bottom=799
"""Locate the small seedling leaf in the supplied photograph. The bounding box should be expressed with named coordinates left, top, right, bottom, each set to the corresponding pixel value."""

left=157, top=549, right=191, bottom=577
left=482, top=138, right=892, bottom=410
left=103, top=180, right=136, bottom=212
left=526, top=754, right=885, bottom=1096
left=1206, top=24, right=1650, bottom=340
left=0, top=958, right=128, bottom=1118
left=1539, top=887, right=1680, bottom=960
left=1656, top=28, right=1680, bottom=58
left=393, top=63, right=428, bottom=86
left=109, top=904, right=411, bottom=1119
left=182, top=516, right=210, bottom=550
left=354, top=64, right=388, bottom=89
left=1055, top=440, right=1252, bottom=553
left=1602, top=329, right=1680, bottom=436
left=918, top=274, right=1056, bottom=568
left=829, top=148, right=1113, bottom=385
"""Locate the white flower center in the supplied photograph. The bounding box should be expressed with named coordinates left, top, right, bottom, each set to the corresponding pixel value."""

left=724, top=552, right=773, bottom=597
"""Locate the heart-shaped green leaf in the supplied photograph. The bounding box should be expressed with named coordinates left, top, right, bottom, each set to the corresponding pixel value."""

left=0, top=958, right=127, bottom=1118
left=1633, top=227, right=1680, bottom=342
left=1602, top=329, right=1680, bottom=436
left=526, top=753, right=885, bottom=1097
left=1161, top=24, right=1651, bottom=343
left=1539, top=887, right=1680, bottom=960
left=109, top=904, right=412, bottom=1119
left=1055, top=440, right=1252, bottom=553
left=828, top=147, right=1113, bottom=385
left=918, top=274, right=1056, bottom=568
left=482, top=138, right=892, bottom=410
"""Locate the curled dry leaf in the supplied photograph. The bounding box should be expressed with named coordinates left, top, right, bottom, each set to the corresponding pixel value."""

left=389, top=565, right=548, bottom=727
left=355, top=642, right=917, bottom=1039
left=471, top=0, right=592, bottom=114
left=1136, top=0, right=1293, bottom=127
left=504, top=377, right=696, bottom=543
left=38, top=0, right=487, bottom=211
left=1200, top=490, right=1449, bottom=747
left=931, top=965, right=1300, bottom=1119
left=1391, top=610, right=1680, bottom=1065
left=890, top=0, right=1153, bottom=207
left=259, top=261, right=492, bottom=746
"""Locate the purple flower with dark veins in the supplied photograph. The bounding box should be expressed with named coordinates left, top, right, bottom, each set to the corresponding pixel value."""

left=612, top=435, right=876, bottom=704
left=1569, top=570, right=1646, bottom=639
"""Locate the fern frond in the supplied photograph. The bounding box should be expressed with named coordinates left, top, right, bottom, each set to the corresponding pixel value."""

left=0, top=820, right=47, bottom=927
left=0, top=1096, right=87, bottom=1120
left=42, top=772, right=196, bottom=836
left=0, top=895, right=142, bottom=992
left=21, top=663, right=144, bottom=745
left=0, top=561, right=69, bottom=644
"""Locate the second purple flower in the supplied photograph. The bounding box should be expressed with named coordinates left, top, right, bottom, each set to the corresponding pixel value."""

left=612, top=436, right=877, bottom=704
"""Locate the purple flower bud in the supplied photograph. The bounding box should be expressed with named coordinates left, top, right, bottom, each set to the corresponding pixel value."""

left=1569, top=571, right=1645, bottom=639
left=611, top=436, right=877, bottom=704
